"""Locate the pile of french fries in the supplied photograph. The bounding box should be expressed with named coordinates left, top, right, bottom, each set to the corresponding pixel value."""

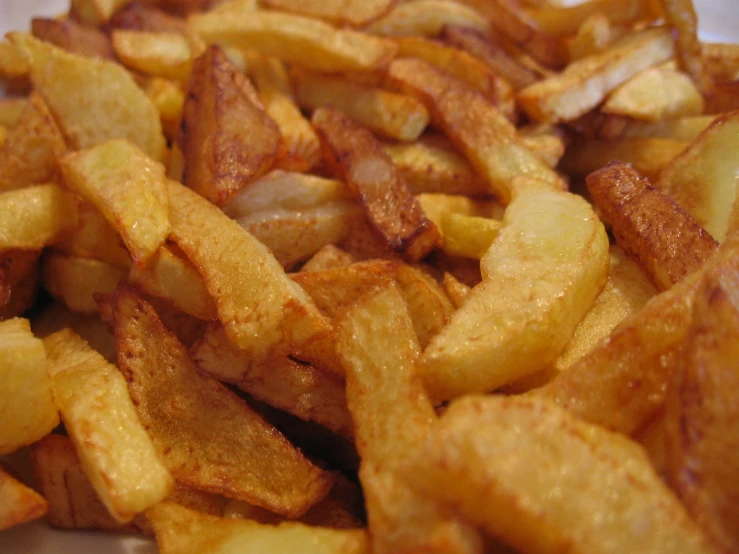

left=1, top=0, right=739, bottom=552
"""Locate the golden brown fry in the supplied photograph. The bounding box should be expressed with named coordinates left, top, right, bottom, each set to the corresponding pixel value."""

left=0, top=91, right=66, bottom=192
left=9, top=32, right=167, bottom=162
left=0, top=42, right=30, bottom=94
left=167, top=179, right=332, bottom=359
left=442, top=272, right=470, bottom=309
left=312, top=107, right=441, bottom=262
left=367, top=0, right=487, bottom=37
left=0, top=98, right=27, bottom=128
left=660, top=0, right=712, bottom=94
left=259, top=0, right=395, bottom=27
left=71, top=0, right=132, bottom=26
left=336, top=282, right=483, bottom=554
left=518, top=27, right=674, bottom=123
left=0, top=464, right=48, bottom=531
left=568, top=13, right=620, bottom=61
left=31, top=18, right=115, bottom=60
left=403, top=395, right=713, bottom=554
left=665, top=263, right=739, bottom=553
left=114, top=283, right=333, bottom=516
left=387, top=58, right=565, bottom=203
left=112, top=30, right=193, bottom=81
left=587, top=163, right=718, bottom=291
left=188, top=10, right=398, bottom=73
left=528, top=0, right=659, bottom=36
left=300, top=245, right=356, bottom=273
left=181, top=45, right=281, bottom=206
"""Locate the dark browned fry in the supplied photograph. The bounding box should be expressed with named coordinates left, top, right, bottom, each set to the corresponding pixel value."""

left=180, top=45, right=282, bottom=206
left=586, top=163, right=718, bottom=291
left=312, top=107, right=441, bottom=262
left=31, top=18, right=115, bottom=59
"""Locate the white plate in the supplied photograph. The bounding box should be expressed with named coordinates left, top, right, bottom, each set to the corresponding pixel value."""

left=0, top=0, right=737, bottom=552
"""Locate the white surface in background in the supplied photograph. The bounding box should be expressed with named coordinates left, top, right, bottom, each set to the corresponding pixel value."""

left=0, top=0, right=737, bottom=552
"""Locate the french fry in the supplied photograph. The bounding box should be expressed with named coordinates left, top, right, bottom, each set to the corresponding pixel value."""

left=403, top=395, right=713, bottom=554
left=0, top=42, right=30, bottom=94
left=568, top=13, right=620, bottom=61
left=167, top=179, right=332, bottom=359
left=31, top=17, right=115, bottom=60
left=596, top=114, right=717, bottom=141
left=44, top=328, right=174, bottom=522
left=9, top=32, right=167, bottom=162
left=113, top=283, right=333, bottom=517
left=259, top=0, right=395, bottom=27
left=112, top=30, right=193, bottom=81
left=293, top=69, right=430, bottom=142
left=188, top=10, right=398, bottom=73
left=0, top=317, right=58, bottom=454
left=336, top=282, right=483, bottom=554
left=587, top=163, right=718, bottom=291
left=180, top=45, right=282, bottom=206
left=71, top=0, right=133, bottom=26
left=59, top=139, right=171, bottom=265
left=419, top=184, right=609, bottom=401
left=387, top=58, right=566, bottom=203
left=658, top=110, right=739, bottom=242
left=312, top=107, right=441, bottom=262
left=0, top=97, right=27, bottom=128
left=0, top=183, right=78, bottom=251
left=665, top=262, right=739, bottom=553
left=0, top=465, right=48, bottom=531
left=144, top=77, right=185, bottom=141
left=660, top=0, right=712, bottom=94
left=366, top=0, right=488, bottom=37
left=300, top=245, right=356, bottom=273
left=518, top=125, right=566, bottom=168
left=442, top=272, right=470, bottom=309
left=528, top=0, right=659, bottom=36
left=0, top=91, right=66, bottom=192
left=518, top=27, right=674, bottom=123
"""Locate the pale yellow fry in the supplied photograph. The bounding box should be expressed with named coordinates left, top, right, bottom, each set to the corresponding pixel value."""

left=44, top=329, right=173, bottom=522
left=404, top=395, right=713, bottom=554
left=59, top=139, right=171, bottom=265
left=0, top=318, right=58, bottom=455
left=366, top=0, right=488, bottom=37
left=419, top=186, right=609, bottom=401
left=518, top=27, right=674, bottom=123
left=112, top=30, right=193, bottom=81
left=188, top=10, right=398, bottom=72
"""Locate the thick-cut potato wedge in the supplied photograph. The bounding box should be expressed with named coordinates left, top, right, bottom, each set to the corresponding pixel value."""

left=0, top=183, right=78, bottom=251
left=660, top=0, right=712, bottom=94
left=419, top=185, right=609, bottom=401
left=665, top=263, right=739, bottom=553
left=0, top=318, right=58, bottom=455
left=300, top=245, right=356, bottom=273
left=247, top=55, right=321, bottom=172
left=167, top=179, right=331, bottom=358
left=336, top=282, right=483, bottom=554
left=0, top=465, right=48, bottom=531
left=113, top=283, right=333, bottom=516
left=658, top=110, right=739, bottom=243
left=148, top=501, right=369, bottom=554
left=31, top=18, right=115, bottom=60
left=404, top=395, right=712, bottom=554
left=180, top=45, right=281, bottom=206
left=367, top=0, right=487, bottom=37
left=560, top=136, right=687, bottom=182
left=293, top=69, right=429, bottom=142
left=128, top=245, right=216, bottom=321
left=188, top=10, right=398, bottom=73
left=534, top=239, right=739, bottom=436
left=518, top=27, right=674, bottom=123
left=528, top=0, right=659, bottom=36
left=388, top=58, right=565, bottom=203
left=259, top=0, right=395, bottom=27
left=44, top=328, right=174, bottom=522
left=587, top=164, right=718, bottom=291
left=0, top=91, right=66, bottom=192
left=59, top=139, right=171, bottom=265
left=602, top=64, right=704, bottom=121
left=42, top=252, right=126, bottom=314
left=312, top=107, right=441, bottom=262
left=9, top=33, right=166, bottom=162
left=72, top=0, right=132, bottom=25
left=112, top=30, right=192, bottom=81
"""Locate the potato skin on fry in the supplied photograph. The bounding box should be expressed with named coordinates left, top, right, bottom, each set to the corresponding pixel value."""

left=587, top=163, right=718, bottom=291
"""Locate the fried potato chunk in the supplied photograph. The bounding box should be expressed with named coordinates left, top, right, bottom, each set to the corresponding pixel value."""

left=148, top=501, right=369, bottom=554
left=181, top=45, right=281, bottom=205
left=312, top=107, right=441, bottom=262
left=167, top=179, right=331, bottom=359
left=0, top=465, right=48, bottom=531
left=367, top=0, right=487, bottom=37
left=0, top=318, right=58, bottom=454
left=188, top=10, right=398, bottom=72
left=336, top=282, right=483, bottom=554
left=419, top=185, right=609, bottom=401
left=403, top=395, right=713, bottom=554
left=518, top=27, right=674, bottom=123
left=587, top=163, right=718, bottom=291
left=59, top=139, right=171, bottom=265
left=113, top=283, right=333, bottom=517
left=388, top=58, right=565, bottom=203
left=665, top=262, right=739, bottom=553
left=44, top=328, right=174, bottom=522
left=112, top=30, right=193, bottom=81
left=9, top=33, right=166, bottom=162
left=0, top=91, right=66, bottom=192
left=260, top=0, right=395, bottom=27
